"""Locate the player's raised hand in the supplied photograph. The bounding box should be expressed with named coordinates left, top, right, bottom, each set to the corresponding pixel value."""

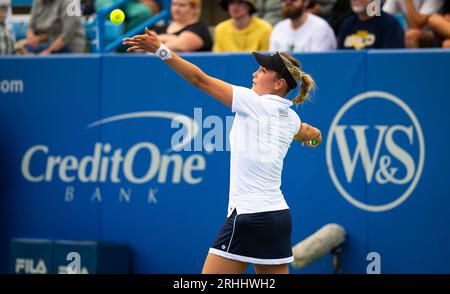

left=122, top=27, right=162, bottom=53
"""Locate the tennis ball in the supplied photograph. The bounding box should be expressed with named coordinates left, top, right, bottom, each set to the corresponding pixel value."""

left=110, top=9, right=125, bottom=25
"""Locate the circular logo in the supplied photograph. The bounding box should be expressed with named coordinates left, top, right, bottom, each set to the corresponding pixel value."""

left=326, top=91, right=425, bottom=212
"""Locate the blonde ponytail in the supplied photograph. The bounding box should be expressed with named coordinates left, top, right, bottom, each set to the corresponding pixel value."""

left=293, top=71, right=315, bottom=105
left=279, top=53, right=316, bottom=105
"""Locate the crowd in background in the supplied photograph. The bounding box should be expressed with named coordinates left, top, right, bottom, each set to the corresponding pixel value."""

left=1, top=0, right=450, bottom=55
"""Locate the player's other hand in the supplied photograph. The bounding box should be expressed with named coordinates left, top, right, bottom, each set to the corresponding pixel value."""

left=303, top=132, right=322, bottom=148
left=122, top=27, right=162, bottom=53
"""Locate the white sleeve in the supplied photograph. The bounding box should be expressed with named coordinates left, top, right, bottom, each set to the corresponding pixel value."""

left=291, top=110, right=302, bottom=137
left=231, top=85, right=266, bottom=117
left=418, top=0, right=444, bottom=14
left=383, top=0, right=400, bottom=14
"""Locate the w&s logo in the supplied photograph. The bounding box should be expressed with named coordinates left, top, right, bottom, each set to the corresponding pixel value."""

left=326, top=92, right=425, bottom=212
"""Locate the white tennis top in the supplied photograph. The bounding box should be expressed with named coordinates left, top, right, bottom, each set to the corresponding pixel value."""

left=227, top=85, right=301, bottom=217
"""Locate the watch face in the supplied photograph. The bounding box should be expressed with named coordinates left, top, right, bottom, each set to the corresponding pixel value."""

left=160, top=50, right=168, bottom=57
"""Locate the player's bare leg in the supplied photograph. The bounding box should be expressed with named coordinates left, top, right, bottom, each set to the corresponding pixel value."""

left=202, top=253, right=248, bottom=274
left=253, top=263, right=289, bottom=274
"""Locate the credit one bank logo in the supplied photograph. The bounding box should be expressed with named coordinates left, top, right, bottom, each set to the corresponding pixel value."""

left=0, top=79, right=24, bottom=94
left=20, top=111, right=205, bottom=203
left=326, top=92, right=425, bottom=212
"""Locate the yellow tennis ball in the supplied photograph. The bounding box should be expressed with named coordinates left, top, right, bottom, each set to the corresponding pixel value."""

left=110, top=9, right=125, bottom=25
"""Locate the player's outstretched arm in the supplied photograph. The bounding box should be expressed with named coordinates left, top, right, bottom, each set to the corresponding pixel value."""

left=123, top=28, right=232, bottom=107
left=294, top=123, right=322, bottom=148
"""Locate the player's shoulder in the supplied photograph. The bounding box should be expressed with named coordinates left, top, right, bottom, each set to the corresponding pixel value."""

left=232, top=85, right=260, bottom=101
left=233, top=84, right=257, bottom=94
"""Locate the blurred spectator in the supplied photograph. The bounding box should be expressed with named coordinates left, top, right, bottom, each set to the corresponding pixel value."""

left=383, top=0, right=444, bottom=48
left=95, top=0, right=116, bottom=11
left=270, top=0, right=336, bottom=52
left=427, top=0, right=450, bottom=48
left=338, top=0, right=404, bottom=49
left=154, top=0, right=212, bottom=52
left=20, top=0, right=86, bottom=54
left=96, top=0, right=160, bottom=32
left=328, top=0, right=353, bottom=35
left=0, top=0, right=14, bottom=55
left=82, top=0, right=96, bottom=16
left=255, top=0, right=283, bottom=26
left=124, top=0, right=160, bottom=31
left=309, top=0, right=338, bottom=20
left=214, top=0, right=272, bottom=52
left=5, top=0, right=13, bottom=38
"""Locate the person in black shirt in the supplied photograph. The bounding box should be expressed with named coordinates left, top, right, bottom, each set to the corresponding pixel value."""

left=329, top=0, right=353, bottom=36
left=154, top=0, right=212, bottom=52
left=338, top=0, right=404, bottom=49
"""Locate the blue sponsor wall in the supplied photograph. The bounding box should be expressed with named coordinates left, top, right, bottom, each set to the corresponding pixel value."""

left=1, top=50, right=449, bottom=273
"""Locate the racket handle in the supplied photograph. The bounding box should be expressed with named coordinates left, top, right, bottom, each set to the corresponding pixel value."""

left=310, top=138, right=318, bottom=146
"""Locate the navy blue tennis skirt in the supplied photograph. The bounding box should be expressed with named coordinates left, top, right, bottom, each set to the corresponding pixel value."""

left=209, top=209, right=294, bottom=265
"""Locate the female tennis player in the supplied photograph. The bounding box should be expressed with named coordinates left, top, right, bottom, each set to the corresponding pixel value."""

left=123, top=28, right=322, bottom=274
